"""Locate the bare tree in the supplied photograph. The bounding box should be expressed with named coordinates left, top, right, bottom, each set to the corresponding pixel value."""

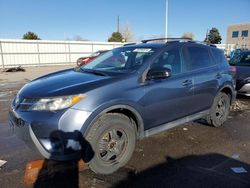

left=120, top=22, right=135, bottom=42
left=73, top=35, right=88, bottom=41
left=181, top=32, right=194, bottom=40
left=65, top=35, right=88, bottom=41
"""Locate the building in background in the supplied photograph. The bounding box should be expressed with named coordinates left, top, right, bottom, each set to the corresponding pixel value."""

left=226, top=23, right=250, bottom=49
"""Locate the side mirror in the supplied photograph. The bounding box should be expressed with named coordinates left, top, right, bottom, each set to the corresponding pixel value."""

left=147, top=67, right=171, bottom=80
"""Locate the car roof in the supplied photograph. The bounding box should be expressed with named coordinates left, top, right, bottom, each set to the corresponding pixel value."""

left=122, top=38, right=219, bottom=50
left=122, top=41, right=217, bottom=50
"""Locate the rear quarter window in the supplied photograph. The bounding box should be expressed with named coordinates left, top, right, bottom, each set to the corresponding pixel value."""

left=210, top=48, right=225, bottom=64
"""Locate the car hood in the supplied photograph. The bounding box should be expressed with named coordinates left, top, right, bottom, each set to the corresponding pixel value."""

left=18, top=68, right=114, bottom=97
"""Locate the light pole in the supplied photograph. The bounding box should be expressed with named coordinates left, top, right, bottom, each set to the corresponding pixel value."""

left=117, top=16, right=120, bottom=33
left=165, top=0, right=168, bottom=38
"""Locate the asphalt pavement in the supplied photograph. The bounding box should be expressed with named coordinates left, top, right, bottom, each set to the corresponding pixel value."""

left=0, top=67, right=250, bottom=188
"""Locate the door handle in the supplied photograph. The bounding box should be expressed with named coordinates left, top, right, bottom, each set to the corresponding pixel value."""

left=182, top=80, right=193, bottom=86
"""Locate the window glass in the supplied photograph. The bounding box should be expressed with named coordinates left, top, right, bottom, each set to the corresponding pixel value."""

left=211, top=49, right=225, bottom=64
left=232, top=31, right=239, bottom=38
left=241, top=30, right=248, bottom=37
left=230, top=52, right=250, bottom=66
left=82, top=47, right=156, bottom=73
left=151, top=48, right=182, bottom=75
left=187, top=47, right=214, bottom=70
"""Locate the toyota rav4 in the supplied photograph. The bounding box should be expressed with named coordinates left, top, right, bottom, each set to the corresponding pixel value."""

left=9, top=38, right=236, bottom=174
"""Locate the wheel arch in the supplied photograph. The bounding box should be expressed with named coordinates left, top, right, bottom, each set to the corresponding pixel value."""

left=83, top=104, right=145, bottom=139
left=218, top=84, right=236, bottom=104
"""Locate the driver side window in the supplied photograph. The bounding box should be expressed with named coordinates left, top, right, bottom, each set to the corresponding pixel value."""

left=151, top=47, right=182, bottom=75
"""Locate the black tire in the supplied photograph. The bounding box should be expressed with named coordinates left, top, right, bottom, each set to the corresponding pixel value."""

left=207, top=92, right=231, bottom=127
left=85, top=113, right=136, bottom=174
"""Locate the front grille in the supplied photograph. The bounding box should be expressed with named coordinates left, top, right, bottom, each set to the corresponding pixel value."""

left=9, top=111, right=25, bottom=127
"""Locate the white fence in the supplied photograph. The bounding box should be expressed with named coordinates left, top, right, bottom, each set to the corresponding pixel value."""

left=0, top=39, right=244, bottom=68
left=0, top=39, right=123, bottom=68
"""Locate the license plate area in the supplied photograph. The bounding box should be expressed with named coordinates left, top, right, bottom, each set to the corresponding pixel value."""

left=9, top=111, right=30, bottom=142
left=9, top=111, right=25, bottom=127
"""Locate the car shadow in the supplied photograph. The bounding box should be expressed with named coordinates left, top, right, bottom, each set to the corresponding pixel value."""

left=33, top=131, right=250, bottom=188
left=34, top=159, right=80, bottom=188
left=112, top=153, right=250, bottom=188
left=34, top=130, right=94, bottom=188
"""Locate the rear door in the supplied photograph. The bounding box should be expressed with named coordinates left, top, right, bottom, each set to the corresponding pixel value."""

left=183, top=45, right=219, bottom=113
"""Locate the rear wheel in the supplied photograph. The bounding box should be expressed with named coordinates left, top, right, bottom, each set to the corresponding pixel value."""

left=85, top=113, right=136, bottom=174
left=207, top=92, right=231, bottom=127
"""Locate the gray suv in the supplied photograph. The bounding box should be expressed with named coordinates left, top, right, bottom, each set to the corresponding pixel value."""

left=9, top=38, right=236, bottom=174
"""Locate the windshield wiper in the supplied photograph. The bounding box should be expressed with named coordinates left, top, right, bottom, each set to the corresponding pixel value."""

left=81, top=68, right=108, bottom=76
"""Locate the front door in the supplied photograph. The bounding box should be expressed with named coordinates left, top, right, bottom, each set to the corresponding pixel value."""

left=143, top=46, right=194, bottom=130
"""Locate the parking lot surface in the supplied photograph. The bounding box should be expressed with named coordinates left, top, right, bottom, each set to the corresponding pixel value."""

left=0, top=66, right=250, bottom=188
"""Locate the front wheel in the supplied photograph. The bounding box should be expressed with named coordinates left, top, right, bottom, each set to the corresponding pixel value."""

left=207, top=92, right=231, bottom=127
left=85, top=113, right=136, bottom=174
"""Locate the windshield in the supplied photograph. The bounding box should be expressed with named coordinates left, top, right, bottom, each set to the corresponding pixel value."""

left=230, top=52, right=250, bottom=66
left=81, top=47, right=156, bottom=73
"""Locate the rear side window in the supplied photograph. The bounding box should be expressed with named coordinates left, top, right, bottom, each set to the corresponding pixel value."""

left=186, top=47, right=215, bottom=70
left=210, top=48, right=225, bottom=64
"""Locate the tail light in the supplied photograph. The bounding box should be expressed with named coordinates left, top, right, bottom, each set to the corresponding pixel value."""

left=229, top=65, right=237, bottom=75
left=82, top=58, right=90, bottom=64
left=229, top=65, right=237, bottom=89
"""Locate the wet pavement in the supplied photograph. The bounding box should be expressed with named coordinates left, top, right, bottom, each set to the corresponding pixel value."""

left=0, top=77, right=250, bottom=187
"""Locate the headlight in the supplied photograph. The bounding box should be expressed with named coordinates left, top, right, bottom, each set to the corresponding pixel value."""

left=21, top=95, right=85, bottom=111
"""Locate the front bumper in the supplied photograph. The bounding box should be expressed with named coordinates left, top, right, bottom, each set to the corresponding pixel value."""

left=9, top=108, right=92, bottom=161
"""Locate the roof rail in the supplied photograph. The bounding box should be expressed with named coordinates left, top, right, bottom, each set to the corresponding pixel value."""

left=141, top=38, right=217, bottom=47
left=123, top=43, right=136, bottom=46
left=141, top=37, right=192, bottom=43
left=188, top=40, right=217, bottom=47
